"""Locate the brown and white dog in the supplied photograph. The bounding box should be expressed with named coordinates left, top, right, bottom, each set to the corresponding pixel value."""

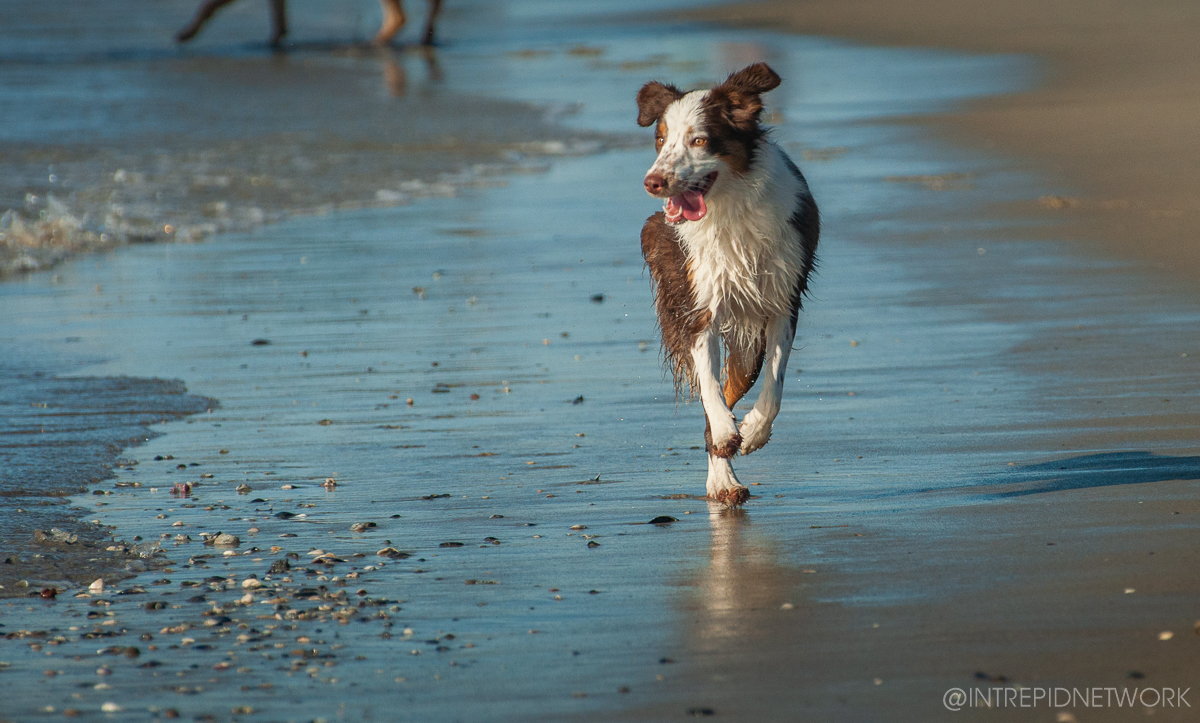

left=637, top=63, right=819, bottom=506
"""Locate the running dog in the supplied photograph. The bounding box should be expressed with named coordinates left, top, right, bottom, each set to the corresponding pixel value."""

left=637, top=62, right=819, bottom=506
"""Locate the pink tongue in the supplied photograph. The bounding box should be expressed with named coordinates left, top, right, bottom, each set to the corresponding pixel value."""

left=668, top=190, right=707, bottom=222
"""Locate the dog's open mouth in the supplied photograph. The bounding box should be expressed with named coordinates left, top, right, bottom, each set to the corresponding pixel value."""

left=664, top=172, right=718, bottom=224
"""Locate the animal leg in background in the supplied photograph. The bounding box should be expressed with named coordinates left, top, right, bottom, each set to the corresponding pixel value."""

left=176, top=0, right=287, bottom=46
left=376, top=0, right=443, bottom=46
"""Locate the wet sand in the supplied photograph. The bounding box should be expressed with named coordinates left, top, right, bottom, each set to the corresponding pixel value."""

left=699, top=0, right=1200, bottom=279
left=2, top=2, right=1199, bottom=722
left=627, top=2, right=1200, bottom=720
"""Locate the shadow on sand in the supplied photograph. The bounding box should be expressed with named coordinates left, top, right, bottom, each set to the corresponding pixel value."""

left=979, top=451, right=1200, bottom=497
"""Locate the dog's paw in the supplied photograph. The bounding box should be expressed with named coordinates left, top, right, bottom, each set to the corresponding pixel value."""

left=712, top=485, right=750, bottom=507
left=738, top=409, right=773, bottom=455
left=706, top=456, right=748, bottom=506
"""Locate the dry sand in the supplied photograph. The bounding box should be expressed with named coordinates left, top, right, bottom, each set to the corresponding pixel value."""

left=699, top=0, right=1200, bottom=279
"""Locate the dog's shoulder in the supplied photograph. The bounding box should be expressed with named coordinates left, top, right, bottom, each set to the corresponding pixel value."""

left=640, top=211, right=683, bottom=265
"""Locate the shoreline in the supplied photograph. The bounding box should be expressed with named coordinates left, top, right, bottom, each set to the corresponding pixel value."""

left=0, top=0, right=631, bottom=280
left=0, top=362, right=215, bottom=598
left=697, top=0, right=1200, bottom=281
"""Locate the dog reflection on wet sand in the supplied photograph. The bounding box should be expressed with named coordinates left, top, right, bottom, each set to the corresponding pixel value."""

left=176, top=0, right=442, bottom=47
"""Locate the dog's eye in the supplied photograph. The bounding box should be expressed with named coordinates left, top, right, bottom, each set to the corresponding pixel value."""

left=655, top=136, right=664, bottom=148
left=691, top=137, right=708, bottom=147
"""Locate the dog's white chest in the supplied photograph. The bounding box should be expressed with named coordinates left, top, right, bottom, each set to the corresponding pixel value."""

left=674, top=145, right=806, bottom=341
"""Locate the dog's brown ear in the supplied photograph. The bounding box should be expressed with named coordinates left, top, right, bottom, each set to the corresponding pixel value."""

left=706, top=63, right=781, bottom=130
left=722, top=63, right=781, bottom=97
left=636, top=81, right=684, bottom=127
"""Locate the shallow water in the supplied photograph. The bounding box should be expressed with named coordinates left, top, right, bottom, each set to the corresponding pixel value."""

left=0, top=350, right=214, bottom=594
left=2, top=2, right=1199, bottom=722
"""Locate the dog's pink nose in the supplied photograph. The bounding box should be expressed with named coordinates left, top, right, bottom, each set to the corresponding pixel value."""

left=644, top=173, right=666, bottom=195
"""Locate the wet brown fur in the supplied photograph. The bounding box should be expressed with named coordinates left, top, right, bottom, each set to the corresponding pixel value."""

left=786, top=160, right=821, bottom=318
left=704, top=416, right=743, bottom=458
left=640, top=212, right=710, bottom=397
left=722, top=333, right=767, bottom=408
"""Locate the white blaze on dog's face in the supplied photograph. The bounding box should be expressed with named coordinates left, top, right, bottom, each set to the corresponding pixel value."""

left=647, top=91, right=721, bottom=223
left=636, top=63, right=782, bottom=224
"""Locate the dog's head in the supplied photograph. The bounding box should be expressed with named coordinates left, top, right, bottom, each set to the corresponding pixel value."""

left=636, top=62, right=781, bottom=223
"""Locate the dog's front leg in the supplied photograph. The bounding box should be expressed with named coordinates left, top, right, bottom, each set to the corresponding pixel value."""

left=693, top=328, right=740, bottom=457
left=739, top=314, right=796, bottom=455
left=694, top=329, right=749, bottom=505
